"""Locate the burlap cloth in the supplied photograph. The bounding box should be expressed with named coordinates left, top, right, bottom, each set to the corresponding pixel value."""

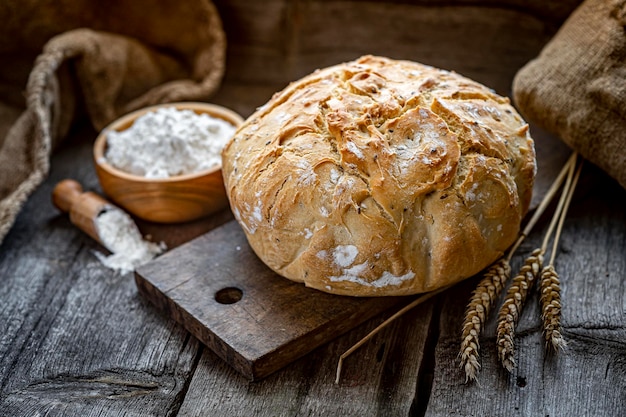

left=0, top=0, right=226, bottom=244
left=514, top=0, right=626, bottom=190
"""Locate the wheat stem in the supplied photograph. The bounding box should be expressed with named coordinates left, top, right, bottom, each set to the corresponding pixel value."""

left=548, top=161, right=582, bottom=266
left=506, top=152, right=577, bottom=262
left=335, top=285, right=450, bottom=384
left=541, top=154, right=578, bottom=253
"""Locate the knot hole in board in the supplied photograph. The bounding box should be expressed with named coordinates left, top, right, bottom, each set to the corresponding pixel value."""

left=215, top=287, right=243, bottom=304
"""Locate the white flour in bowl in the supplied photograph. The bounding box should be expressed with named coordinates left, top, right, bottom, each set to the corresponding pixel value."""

left=104, top=107, right=236, bottom=178
left=93, top=207, right=165, bottom=274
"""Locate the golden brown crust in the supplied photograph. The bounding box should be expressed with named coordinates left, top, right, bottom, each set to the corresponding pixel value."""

left=222, top=55, right=536, bottom=296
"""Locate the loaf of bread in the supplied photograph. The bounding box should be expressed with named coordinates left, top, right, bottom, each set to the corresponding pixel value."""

left=222, top=55, right=536, bottom=296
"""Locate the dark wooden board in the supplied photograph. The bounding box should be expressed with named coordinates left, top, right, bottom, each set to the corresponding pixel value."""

left=135, top=220, right=408, bottom=380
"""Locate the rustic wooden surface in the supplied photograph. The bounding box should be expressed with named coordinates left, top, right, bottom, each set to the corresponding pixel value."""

left=3, top=0, right=625, bottom=416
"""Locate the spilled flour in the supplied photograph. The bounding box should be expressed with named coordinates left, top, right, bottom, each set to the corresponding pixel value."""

left=93, top=208, right=165, bottom=274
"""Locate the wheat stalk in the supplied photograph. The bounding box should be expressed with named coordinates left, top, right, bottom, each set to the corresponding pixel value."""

left=459, top=152, right=577, bottom=381
left=335, top=285, right=449, bottom=384
left=540, top=161, right=582, bottom=352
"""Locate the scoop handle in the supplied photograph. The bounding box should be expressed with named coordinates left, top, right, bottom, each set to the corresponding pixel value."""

left=52, top=179, right=111, bottom=245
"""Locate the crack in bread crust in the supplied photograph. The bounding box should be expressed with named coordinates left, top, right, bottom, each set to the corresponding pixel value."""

left=222, top=55, right=536, bottom=296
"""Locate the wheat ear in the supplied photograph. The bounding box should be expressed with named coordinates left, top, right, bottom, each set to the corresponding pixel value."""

left=496, top=248, right=544, bottom=371
left=540, top=161, right=582, bottom=352
left=460, top=258, right=510, bottom=381
left=539, top=265, right=565, bottom=351
left=459, top=152, right=577, bottom=381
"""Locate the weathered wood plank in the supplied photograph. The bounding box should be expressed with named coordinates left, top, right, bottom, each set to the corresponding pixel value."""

left=427, top=164, right=626, bottom=416
left=0, top=132, right=203, bottom=416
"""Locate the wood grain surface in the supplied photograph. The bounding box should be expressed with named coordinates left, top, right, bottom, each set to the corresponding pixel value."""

left=4, top=1, right=624, bottom=416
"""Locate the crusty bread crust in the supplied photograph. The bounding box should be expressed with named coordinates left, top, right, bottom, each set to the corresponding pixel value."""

left=222, top=55, right=536, bottom=296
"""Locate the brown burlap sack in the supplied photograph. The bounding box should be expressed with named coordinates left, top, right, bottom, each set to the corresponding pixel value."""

left=0, top=0, right=226, bottom=244
left=513, top=0, right=626, bottom=190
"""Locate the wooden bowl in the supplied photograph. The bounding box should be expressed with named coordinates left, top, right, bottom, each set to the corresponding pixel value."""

left=93, top=102, right=244, bottom=223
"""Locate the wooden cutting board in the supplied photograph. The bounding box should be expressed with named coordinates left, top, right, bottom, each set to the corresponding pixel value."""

left=134, top=220, right=409, bottom=380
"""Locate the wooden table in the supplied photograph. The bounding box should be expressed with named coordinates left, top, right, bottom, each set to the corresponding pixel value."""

left=1, top=1, right=624, bottom=415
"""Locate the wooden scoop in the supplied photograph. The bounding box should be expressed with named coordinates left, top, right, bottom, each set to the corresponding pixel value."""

left=52, top=179, right=113, bottom=246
